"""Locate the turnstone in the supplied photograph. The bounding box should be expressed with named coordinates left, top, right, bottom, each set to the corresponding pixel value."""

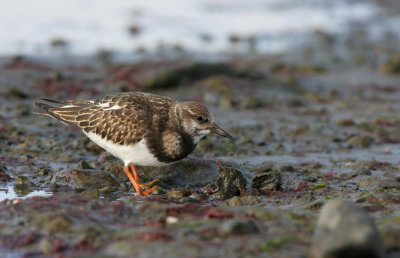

left=35, top=92, right=234, bottom=195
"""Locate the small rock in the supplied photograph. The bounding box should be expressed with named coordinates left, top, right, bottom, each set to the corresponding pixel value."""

left=285, top=98, right=304, bottom=108
left=349, top=135, right=374, bottom=148
left=381, top=179, right=400, bottom=190
left=6, top=87, right=28, bottom=99
left=242, top=97, right=265, bottom=109
left=335, top=119, right=355, bottom=126
left=37, top=167, right=50, bottom=176
left=189, top=193, right=206, bottom=202
left=21, top=154, right=33, bottom=161
left=221, top=219, right=259, bottom=235
left=275, top=165, right=296, bottom=173
left=336, top=172, right=356, bottom=180
left=14, top=176, right=36, bottom=187
left=354, top=167, right=372, bottom=176
left=304, top=176, right=317, bottom=182
left=311, top=200, right=385, bottom=258
left=211, top=163, right=247, bottom=200
left=80, top=188, right=100, bottom=198
left=254, top=162, right=275, bottom=173
left=99, top=186, right=118, bottom=193
left=77, top=160, right=94, bottom=169
left=356, top=176, right=399, bottom=190
left=149, top=186, right=165, bottom=195
left=65, top=169, right=119, bottom=190
left=178, top=196, right=199, bottom=203
left=251, top=172, right=282, bottom=194
left=167, top=189, right=192, bottom=199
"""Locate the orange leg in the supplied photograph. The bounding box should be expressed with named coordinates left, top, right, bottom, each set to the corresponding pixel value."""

left=123, top=166, right=142, bottom=196
left=126, top=164, right=158, bottom=195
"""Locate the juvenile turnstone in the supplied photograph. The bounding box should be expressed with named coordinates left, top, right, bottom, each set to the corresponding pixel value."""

left=35, top=92, right=234, bottom=195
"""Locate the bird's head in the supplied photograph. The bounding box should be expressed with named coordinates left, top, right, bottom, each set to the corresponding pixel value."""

left=177, top=101, right=234, bottom=143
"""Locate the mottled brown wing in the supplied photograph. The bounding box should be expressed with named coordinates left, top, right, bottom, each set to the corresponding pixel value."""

left=35, top=94, right=152, bottom=145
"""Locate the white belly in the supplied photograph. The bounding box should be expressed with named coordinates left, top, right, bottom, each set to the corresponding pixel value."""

left=84, top=132, right=168, bottom=166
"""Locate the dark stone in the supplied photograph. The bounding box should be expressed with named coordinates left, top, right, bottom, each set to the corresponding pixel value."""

left=77, top=160, right=94, bottom=169
left=221, top=219, right=259, bottom=235
left=211, top=163, right=247, bottom=200
left=354, top=167, right=372, bottom=176
left=251, top=172, right=282, bottom=194
left=37, top=168, right=50, bottom=176
left=304, top=176, right=317, bottom=182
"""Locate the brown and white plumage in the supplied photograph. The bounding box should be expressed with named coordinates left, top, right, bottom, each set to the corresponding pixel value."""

left=35, top=92, right=234, bottom=195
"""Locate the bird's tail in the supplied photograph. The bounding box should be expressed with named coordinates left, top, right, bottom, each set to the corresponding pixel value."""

left=34, top=98, right=75, bottom=126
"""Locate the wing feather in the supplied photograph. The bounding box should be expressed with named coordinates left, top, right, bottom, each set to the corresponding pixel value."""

left=35, top=93, right=158, bottom=145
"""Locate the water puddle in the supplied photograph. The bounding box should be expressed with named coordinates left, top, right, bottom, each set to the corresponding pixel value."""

left=0, top=184, right=53, bottom=202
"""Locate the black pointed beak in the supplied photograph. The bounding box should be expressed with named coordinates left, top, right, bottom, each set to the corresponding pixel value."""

left=210, top=124, right=235, bottom=141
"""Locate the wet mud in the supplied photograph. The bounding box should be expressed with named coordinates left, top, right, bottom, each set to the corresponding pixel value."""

left=1, top=29, right=400, bottom=257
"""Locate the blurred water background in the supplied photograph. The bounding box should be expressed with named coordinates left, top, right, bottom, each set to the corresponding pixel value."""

left=1, top=0, right=399, bottom=58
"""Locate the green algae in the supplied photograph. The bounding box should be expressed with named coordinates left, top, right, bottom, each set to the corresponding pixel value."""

left=310, top=183, right=326, bottom=191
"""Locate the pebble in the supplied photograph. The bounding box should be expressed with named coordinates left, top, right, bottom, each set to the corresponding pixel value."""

left=14, top=176, right=36, bottom=187
left=354, top=167, right=372, bottom=176
left=77, top=160, right=94, bottom=169
left=304, top=176, right=317, bottom=182
left=167, top=189, right=191, bottom=199
left=251, top=172, right=282, bottom=194
left=213, top=164, right=247, bottom=200
left=221, top=219, right=259, bottom=235
left=37, top=168, right=50, bottom=176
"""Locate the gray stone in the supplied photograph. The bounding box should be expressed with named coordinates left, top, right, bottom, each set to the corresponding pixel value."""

left=380, top=179, right=400, bottom=190
left=311, top=200, right=385, bottom=258
left=354, top=167, right=372, bottom=176
left=63, top=169, right=120, bottom=190
left=221, top=219, right=259, bottom=235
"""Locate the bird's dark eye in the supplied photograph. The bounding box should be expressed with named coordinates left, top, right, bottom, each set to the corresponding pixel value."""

left=196, top=115, right=203, bottom=121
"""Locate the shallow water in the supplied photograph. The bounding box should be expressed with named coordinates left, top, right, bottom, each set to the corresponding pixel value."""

left=0, top=0, right=387, bottom=55
left=0, top=184, right=52, bottom=202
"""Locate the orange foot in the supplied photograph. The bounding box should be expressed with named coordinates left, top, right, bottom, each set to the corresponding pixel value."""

left=123, top=164, right=159, bottom=196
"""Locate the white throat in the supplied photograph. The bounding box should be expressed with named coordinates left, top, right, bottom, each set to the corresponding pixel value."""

left=193, top=129, right=210, bottom=144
